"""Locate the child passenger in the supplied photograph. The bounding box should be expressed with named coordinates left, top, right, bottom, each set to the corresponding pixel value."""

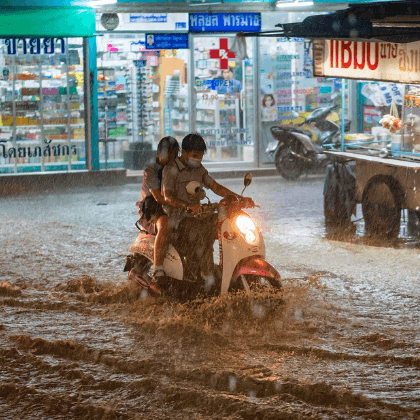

left=130, top=136, right=179, bottom=289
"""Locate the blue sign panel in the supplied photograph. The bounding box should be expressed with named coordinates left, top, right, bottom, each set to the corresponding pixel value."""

left=197, top=79, right=235, bottom=91
left=189, top=13, right=261, bottom=33
left=145, top=33, right=189, bottom=49
left=130, top=13, right=167, bottom=23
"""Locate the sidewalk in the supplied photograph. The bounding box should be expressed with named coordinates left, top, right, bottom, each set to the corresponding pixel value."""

left=125, top=166, right=278, bottom=184
left=0, top=165, right=278, bottom=195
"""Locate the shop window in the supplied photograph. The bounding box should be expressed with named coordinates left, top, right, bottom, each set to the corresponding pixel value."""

left=96, top=34, right=189, bottom=170
left=193, top=36, right=254, bottom=163
left=0, top=38, right=85, bottom=174
left=258, top=36, right=346, bottom=164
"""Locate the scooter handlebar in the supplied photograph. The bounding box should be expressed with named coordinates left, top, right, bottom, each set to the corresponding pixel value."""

left=188, top=197, right=258, bottom=217
left=187, top=202, right=218, bottom=218
left=220, top=195, right=257, bottom=210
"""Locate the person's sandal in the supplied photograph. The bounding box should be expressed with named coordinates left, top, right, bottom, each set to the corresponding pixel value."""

left=129, top=269, right=150, bottom=289
left=150, top=269, right=166, bottom=296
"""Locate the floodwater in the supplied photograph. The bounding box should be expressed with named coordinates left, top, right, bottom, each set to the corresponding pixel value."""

left=1, top=176, right=420, bottom=419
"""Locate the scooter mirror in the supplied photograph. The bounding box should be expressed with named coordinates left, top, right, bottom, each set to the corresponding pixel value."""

left=244, top=173, right=252, bottom=187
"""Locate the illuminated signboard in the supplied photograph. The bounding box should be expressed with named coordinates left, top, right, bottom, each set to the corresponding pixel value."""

left=313, top=38, right=420, bottom=84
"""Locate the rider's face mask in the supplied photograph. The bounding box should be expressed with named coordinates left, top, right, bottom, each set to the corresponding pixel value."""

left=186, top=157, right=202, bottom=168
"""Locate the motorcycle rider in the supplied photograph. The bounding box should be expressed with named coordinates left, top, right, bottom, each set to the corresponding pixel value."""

left=162, top=133, right=253, bottom=290
left=130, top=136, right=180, bottom=289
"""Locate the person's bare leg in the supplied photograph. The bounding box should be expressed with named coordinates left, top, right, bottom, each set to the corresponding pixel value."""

left=154, top=215, right=170, bottom=272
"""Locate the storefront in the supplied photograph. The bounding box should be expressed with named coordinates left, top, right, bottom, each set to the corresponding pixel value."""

left=95, top=9, right=345, bottom=170
left=0, top=3, right=346, bottom=175
left=95, top=12, right=257, bottom=169
left=0, top=6, right=96, bottom=174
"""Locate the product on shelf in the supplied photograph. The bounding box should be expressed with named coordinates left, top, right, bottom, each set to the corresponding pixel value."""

left=0, top=39, right=86, bottom=172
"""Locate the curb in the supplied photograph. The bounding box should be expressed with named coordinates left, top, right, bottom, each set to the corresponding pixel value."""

left=0, top=166, right=326, bottom=195
left=0, top=169, right=128, bottom=195
left=125, top=167, right=279, bottom=183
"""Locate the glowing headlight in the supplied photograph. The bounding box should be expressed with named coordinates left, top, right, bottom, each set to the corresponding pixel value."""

left=234, top=215, right=259, bottom=245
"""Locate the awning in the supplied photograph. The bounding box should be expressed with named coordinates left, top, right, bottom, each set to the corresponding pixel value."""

left=0, top=7, right=96, bottom=38
left=241, top=1, right=420, bottom=43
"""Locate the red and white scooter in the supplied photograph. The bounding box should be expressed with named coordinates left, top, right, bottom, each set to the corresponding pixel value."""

left=125, top=173, right=281, bottom=298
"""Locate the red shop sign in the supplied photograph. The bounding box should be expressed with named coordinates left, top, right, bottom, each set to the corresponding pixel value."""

left=313, top=38, right=420, bottom=84
left=210, top=38, right=235, bottom=70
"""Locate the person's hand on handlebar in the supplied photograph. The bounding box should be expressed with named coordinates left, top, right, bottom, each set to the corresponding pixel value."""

left=187, top=203, right=202, bottom=216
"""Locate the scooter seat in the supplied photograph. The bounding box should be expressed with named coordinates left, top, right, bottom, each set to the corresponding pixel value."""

left=270, top=125, right=306, bottom=139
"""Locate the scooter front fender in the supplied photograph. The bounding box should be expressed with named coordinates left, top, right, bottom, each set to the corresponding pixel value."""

left=233, top=256, right=281, bottom=282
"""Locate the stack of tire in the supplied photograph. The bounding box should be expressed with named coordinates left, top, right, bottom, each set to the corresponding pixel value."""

left=123, top=142, right=155, bottom=170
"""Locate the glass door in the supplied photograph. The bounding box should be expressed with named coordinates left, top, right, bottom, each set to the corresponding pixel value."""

left=192, top=35, right=254, bottom=163
left=97, top=33, right=190, bottom=170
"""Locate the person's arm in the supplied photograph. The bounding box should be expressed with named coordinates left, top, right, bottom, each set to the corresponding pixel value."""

left=233, top=78, right=242, bottom=93
left=210, top=180, right=254, bottom=208
left=201, top=170, right=236, bottom=199
left=206, top=174, right=253, bottom=207
left=150, top=189, right=168, bottom=206
left=209, top=179, right=241, bottom=199
left=161, top=166, right=189, bottom=210
left=152, top=189, right=188, bottom=210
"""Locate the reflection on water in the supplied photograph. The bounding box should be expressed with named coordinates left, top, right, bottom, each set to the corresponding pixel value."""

left=2, top=181, right=420, bottom=419
left=325, top=207, right=420, bottom=250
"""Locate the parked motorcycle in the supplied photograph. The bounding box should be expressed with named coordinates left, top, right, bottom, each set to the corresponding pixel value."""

left=124, top=174, right=281, bottom=300
left=265, top=104, right=351, bottom=180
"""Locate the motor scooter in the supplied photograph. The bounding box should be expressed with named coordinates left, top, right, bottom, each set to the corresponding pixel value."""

left=265, top=104, right=351, bottom=180
left=124, top=174, right=281, bottom=300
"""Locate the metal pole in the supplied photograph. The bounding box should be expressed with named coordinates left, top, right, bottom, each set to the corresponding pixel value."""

left=11, top=54, right=17, bottom=174
left=65, top=38, right=72, bottom=171
left=83, top=37, right=92, bottom=171
left=39, top=56, right=45, bottom=172
left=188, top=32, right=195, bottom=134
left=341, top=78, right=345, bottom=152
left=253, top=35, right=260, bottom=167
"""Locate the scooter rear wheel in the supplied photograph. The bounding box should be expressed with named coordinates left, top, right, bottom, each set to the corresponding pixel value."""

left=276, top=148, right=304, bottom=181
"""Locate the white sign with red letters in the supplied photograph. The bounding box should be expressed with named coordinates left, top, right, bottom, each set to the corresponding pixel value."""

left=313, top=38, right=420, bottom=84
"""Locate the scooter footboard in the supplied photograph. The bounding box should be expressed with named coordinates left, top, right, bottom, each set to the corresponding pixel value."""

left=233, top=256, right=281, bottom=282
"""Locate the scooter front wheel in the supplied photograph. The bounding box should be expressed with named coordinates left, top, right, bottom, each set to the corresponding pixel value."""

left=232, top=275, right=283, bottom=316
left=236, top=274, right=281, bottom=292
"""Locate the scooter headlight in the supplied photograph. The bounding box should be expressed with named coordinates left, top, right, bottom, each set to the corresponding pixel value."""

left=234, top=215, right=259, bottom=246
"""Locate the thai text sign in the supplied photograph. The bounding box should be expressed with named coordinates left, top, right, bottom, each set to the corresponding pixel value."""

left=189, top=13, right=261, bottom=33
left=96, top=13, right=188, bottom=32
left=145, top=34, right=188, bottom=50
left=4, top=38, right=65, bottom=55
left=313, top=38, right=420, bottom=84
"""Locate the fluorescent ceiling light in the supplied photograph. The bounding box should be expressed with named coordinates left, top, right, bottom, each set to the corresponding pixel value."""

left=88, top=0, right=117, bottom=6
left=188, top=0, right=223, bottom=5
left=276, top=1, right=314, bottom=8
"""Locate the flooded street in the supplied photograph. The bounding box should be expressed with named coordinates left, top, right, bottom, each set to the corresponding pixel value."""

left=1, top=175, right=420, bottom=419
